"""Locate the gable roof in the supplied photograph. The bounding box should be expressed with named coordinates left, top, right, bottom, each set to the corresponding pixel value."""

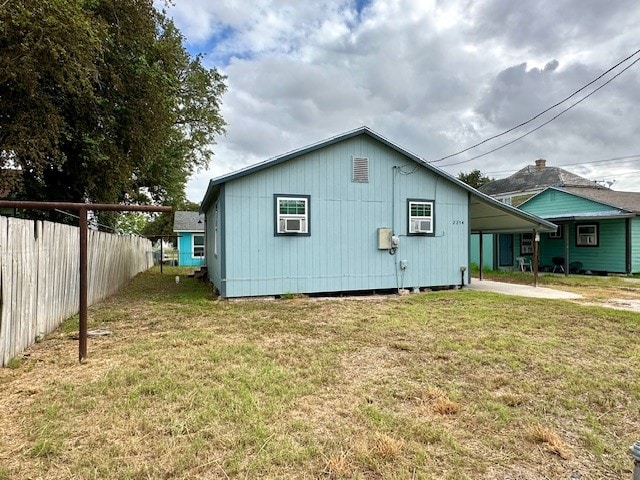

left=200, top=126, right=556, bottom=233
left=173, top=211, right=204, bottom=232
left=480, top=162, right=601, bottom=196
left=559, top=187, right=640, bottom=214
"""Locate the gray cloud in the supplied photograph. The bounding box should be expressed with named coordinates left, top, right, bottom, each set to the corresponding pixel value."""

left=159, top=0, right=640, bottom=199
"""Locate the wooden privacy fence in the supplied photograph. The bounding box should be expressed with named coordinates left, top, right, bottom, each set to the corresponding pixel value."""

left=0, top=215, right=153, bottom=366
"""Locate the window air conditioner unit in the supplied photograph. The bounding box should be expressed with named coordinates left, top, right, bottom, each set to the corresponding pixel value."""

left=283, top=218, right=304, bottom=233
left=413, top=219, right=431, bottom=233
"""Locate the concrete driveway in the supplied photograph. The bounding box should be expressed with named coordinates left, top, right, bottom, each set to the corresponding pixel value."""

left=466, top=279, right=582, bottom=299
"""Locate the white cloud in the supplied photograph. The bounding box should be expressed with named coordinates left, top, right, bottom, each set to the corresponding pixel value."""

left=159, top=0, right=640, bottom=200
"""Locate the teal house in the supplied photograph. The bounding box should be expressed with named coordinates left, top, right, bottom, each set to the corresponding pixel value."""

left=172, top=211, right=205, bottom=267
left=200, top=127, right=554, bottom=298
left=472, top=186, right=640, bottom=274
left=519, top=187, right=640, bottom=274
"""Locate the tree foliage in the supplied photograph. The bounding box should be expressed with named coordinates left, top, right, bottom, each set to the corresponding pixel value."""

left=457, top=169, right=494, bottom=189
left=0, top=0, right=226, bottom=224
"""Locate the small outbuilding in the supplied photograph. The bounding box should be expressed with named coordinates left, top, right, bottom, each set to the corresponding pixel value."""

left=172, top=211, right=205, bottom=267
left=200, top=127, right=555, bottom=298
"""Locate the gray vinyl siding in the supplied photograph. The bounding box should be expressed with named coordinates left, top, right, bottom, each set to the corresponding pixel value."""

left=218, top=135, right=470, bottom=297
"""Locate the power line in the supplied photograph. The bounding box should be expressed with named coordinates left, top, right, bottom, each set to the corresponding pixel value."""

left=484, top=154, right=640, bottom=175
left=429, top=47, right=640, bottom=164
left=438, top=55, right=640, bottom=168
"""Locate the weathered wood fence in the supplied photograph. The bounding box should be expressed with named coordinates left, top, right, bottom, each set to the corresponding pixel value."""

left=0, top=215, right=153, bottom=366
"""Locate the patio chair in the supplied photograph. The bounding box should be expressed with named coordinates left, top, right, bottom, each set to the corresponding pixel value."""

left=516, top=256, right=532, bottom=272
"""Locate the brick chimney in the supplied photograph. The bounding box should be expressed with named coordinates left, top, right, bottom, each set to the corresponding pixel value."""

left=534, top=159, right=546, bottom=171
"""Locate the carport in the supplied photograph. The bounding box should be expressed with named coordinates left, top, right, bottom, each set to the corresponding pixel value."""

left=467, top=191, right=557, bottom=285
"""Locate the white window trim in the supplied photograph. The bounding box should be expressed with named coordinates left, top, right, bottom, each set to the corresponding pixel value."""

left=192, top=234, right=205, bottom=258
left=576, top=224, right=598, bottom=246
left=408, top=200, right=434, bottom=235
left=276, top=195, right=309, bottom=235
left=520, top=233, right=534, bottom=254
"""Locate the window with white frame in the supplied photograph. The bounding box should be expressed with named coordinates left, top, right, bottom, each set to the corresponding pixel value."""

left=193, top=234, right=205, bottom=257
left=548, top=226, right=562, bottom=239
left=520, top=233, right=534, bottom=254
left=408, top=200, right=434, bottom=235
left=576, top=224, right=598, bottom=246
left=275, top=195, right=309, bottom=235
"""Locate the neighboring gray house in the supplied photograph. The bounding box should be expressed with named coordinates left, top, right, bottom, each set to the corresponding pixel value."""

left=200, top=127, right=555, bottom=298
left=480, top=159, right=602, bottom=206
left=172, top=211, right=205, bottom=267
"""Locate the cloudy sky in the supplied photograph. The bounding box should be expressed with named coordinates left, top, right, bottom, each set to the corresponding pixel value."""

left=157, top=0, right=640, bottom=201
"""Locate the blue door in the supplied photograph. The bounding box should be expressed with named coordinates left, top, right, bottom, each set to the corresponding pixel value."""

left=498, top=234, right=513, bottom=267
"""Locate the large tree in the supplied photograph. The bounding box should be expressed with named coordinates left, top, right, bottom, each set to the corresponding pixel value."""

left=0, top=0, right=226, bottom=224
left=457, top=169, right=493, bottom=189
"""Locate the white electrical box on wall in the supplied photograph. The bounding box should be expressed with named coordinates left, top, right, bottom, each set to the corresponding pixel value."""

left=378, top=227, right=392, bottom=249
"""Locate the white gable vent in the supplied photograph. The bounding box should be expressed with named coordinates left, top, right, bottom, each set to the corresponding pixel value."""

left=352, top=156, right=369, bottom=183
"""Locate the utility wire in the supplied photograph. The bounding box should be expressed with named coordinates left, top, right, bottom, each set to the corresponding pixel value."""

left=485, top=154, right=640, bottom=175
left=439, top=55, right=640, bottom=168
left=429, top=47, right=640, bottom=164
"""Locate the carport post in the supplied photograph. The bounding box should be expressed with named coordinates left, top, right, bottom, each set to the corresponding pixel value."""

left=533, top=229, right=539, bottom=287
left=564, top=224, right=570, bottom=277
left=479, top=231, right=484, bottom=281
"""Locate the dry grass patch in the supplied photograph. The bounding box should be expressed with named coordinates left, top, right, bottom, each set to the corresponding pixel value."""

left=526, top=424, right=571, bottom=460
left=1, top=267, right=639, bottom=479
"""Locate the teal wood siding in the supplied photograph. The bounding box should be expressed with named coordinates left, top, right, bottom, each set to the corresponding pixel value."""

left=521, top=189, right=614, bottom=216
left=470, top=233, right=494, bottom=270
left=219, top=136, right=470, bottom=297
left=177, top=232, right=205, bottom=267
left=522, top=190, right=628, bottom=273
left=632, top=218, right=640, bottom=273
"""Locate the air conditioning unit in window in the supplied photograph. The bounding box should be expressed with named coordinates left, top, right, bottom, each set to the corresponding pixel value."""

left=283, top=218, right=304, bottom=233
left=413, top=219, right=431, bottom=233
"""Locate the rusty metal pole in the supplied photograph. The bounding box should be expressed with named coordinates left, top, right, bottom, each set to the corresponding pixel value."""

left=0, top=200, right=172, bottom=362
left=79, top=208, right=88, bottom=362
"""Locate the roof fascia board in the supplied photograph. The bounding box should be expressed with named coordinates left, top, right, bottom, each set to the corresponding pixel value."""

left=198, top=126, right=556, bottom=232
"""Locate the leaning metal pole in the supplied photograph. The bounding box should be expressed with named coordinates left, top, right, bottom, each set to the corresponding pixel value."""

left=0, top=200, right=172, bottom=362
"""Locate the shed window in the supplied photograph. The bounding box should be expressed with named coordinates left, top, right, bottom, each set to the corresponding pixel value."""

left=275, top=195, right=310, bottom=235
left=193, top=234, right=205, bottom=258
left=408, top=200, right=434, bottom=235
left=352, top=157, right=369, bottom=182
left=576, top=224, right=598, bottom=246
left=520, top=233, right=533, bottom=254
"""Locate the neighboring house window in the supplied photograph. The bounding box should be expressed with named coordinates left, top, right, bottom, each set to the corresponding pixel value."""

left=576, top=224, right=598, bottom=247
left=407, top=199, right=434, bottom=235
left=275, top=195, right=310, bottom=235
left=193, top=234, right=205, bottom=257
left=520, top=233, right=534, bottom=254
left=548, top=226, right=562, bottom=239
left=352, top=156, right=369, bottom=182
left=213, top=205, right=218, bottom=257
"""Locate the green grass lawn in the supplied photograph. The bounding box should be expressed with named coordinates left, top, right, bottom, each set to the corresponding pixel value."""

left=1, top=267, right=639, bottom=479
